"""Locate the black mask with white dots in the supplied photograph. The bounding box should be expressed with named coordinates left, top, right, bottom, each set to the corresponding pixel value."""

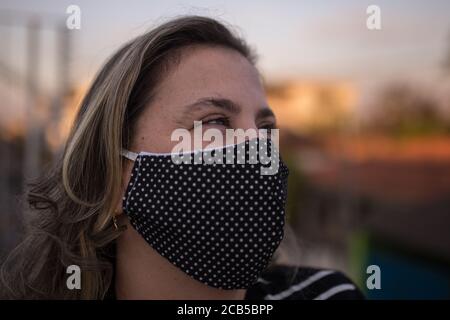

left=122, top=138, right=289, bottom=289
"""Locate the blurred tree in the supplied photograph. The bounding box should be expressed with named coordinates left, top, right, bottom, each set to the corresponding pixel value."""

left=370, top=84, right=450, bottom=137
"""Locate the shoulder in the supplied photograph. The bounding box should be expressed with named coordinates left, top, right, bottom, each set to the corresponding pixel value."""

left=245, top=265, right=365, bottom=300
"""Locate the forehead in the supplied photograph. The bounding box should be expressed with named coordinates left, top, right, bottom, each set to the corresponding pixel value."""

left=154, top=45, right=267, bottom=107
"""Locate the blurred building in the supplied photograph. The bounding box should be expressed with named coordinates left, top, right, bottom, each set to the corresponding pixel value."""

left=266, top=81, right=357, bottom=135
left=278, top=130, right=450, bottom=299
left=266, top=78, right=450, bottom=299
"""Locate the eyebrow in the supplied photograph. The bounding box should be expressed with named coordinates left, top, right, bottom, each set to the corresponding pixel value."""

left=255, top=108, right=276, bottom=121
left=184, top=96, right=276, bottom=120
left=186, top=97, right=241, bottom=114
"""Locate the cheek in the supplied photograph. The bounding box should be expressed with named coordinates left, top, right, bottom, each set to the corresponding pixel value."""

left=131, top=107, right=181, bottom=153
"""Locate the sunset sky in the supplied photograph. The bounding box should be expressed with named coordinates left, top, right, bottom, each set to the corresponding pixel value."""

left=1, top=0, right=450, bottom=123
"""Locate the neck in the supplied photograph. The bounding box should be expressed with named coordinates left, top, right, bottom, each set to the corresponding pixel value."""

left=114, top=218, right=246, bottom=300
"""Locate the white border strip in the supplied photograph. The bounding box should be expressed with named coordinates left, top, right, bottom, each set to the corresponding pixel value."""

left=313, top=284, right=356, bottom=300
left=121, top=137, right=267, bottom=159
left=264, top=270, right=335, bottom=300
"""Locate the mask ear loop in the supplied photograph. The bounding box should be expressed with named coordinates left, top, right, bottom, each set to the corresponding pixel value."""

left=121, top=149, right=138, bottom=161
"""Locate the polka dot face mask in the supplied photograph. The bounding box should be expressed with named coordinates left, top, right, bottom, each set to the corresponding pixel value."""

left=121, top=138, right=289, bottom=289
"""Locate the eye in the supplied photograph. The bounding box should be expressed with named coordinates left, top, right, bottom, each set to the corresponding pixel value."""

left=203, top=117, right=230, bottom=127
left=259, top=121, right=276, bottom=130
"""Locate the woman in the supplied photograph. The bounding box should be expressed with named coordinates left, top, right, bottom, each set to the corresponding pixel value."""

left=0, top=16, right=364, bottom=300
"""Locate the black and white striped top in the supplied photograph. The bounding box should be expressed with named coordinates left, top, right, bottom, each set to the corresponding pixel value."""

left=245, top=265, right=365, bottom=300
left=105, top=262, right=364, bottom=300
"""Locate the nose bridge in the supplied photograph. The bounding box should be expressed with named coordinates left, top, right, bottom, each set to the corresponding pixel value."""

left=234, top=108, right=258, bottom=132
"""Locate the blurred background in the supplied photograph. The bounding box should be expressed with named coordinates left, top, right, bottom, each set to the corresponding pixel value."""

left=0, top=0, right=449, bottom=299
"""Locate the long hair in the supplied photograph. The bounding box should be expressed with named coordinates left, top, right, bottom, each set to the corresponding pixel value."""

left=0, top=15, right=255, bottom=299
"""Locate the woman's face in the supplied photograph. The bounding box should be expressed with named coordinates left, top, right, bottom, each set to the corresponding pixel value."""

left=120, top=45, right=277, bottom=195
left=115, top=46, right=278, bottom=297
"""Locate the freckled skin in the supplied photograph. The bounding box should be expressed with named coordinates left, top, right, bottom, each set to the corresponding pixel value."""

left=114, top=46, right=272, bottom=299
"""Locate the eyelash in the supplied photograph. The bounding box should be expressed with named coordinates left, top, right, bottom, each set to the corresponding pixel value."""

left=260, top=122, right=276, bottom=130
left=204, top=116, right=230, bottom=127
